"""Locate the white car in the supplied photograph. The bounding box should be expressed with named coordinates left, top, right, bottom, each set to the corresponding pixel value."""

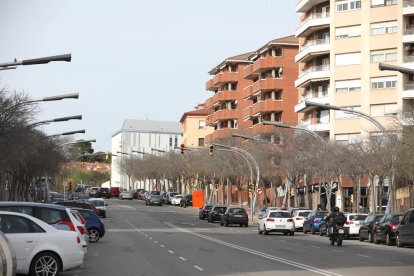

left=70, top=209, right=89, bottom=253
left=119, top=191, right=133, bottom=200
left=0, top=211, right=84, bottom=275
left=292, top=209, right=312, bottom=230
left=171, top=195, right=183, bottom=206
left=344, top=213, right=367, bottom=236
left=258, top=210, right=295, bottom=236
left=89, top=198, right=107, bottom=218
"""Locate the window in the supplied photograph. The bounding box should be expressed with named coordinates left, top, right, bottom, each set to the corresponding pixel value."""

left=371, top=76, right=397, bottom=89
left=335, top=79, right=361, bottom=93
left=335, top=106, right=361, bottom=119
left=335, top=133, right=361, bottom=144
left=336, top=0, right=361, bottom=12
left=336, top=52, right=361, bottom=66
left=371, top=0, right=397, bottom=7
left=169, top=137, right=172, bottom=147
left=335, top=25, right=361, bottom=39
left=174, top=136, right=178, bottom=147
left=371, top=49, right=397, bottom=63
left=198, top=138, right=204, bottom=147
left=371, top=21, right=397, bottom=35
left=370, top=103, right=398, bottom=116
left=0, top=214, right=45, bottom=234
left=198, top=120, right=205, bottom=129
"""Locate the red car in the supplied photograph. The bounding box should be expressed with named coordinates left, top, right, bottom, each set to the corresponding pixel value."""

left=138, top=190, right=147, bottom=200
left=109, top=187, right=121, bottom=198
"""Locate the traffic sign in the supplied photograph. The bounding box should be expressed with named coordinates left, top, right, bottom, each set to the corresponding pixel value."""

left=256, top=188, right=263, bottom=195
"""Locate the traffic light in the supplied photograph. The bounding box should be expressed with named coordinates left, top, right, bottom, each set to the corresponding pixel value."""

left=180, top=143, right=185, bottom=154
left=214, top=184, right=218, bottom=189
left=67, top=179, right=73, bottom=192
left=209, top=145, right=214, bottom=156
left=248, top=184, right=254, bottom=195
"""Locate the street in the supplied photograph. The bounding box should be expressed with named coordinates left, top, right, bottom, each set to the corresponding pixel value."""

left=64, top=200, right=414, bottom=276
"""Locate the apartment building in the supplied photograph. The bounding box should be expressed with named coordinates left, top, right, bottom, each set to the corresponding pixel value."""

left=295, top=0, right=406, bottom=143
left=204, top=35, right=299, bottom=142
left=180, top=104, right=214, bottom=148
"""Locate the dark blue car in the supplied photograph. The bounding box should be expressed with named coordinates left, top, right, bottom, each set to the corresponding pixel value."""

left=303, top=211, right=329, bottom=234
left=73, top=208, right=105, bottom=243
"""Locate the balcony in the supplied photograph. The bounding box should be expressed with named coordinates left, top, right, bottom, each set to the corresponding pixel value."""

left=243, top=64, right=258, bottom=80
left=205, top=128, right=235, bottom=143
left=403, top=55, right=414, bottom=69
left=209, top=90, right=238, bottom=106
left=204, top=97, right=214, bottom=109
left=404, top=0, right=414, bottom=14
left=295, top=0, right=329, bottom=13
left=252, top=58, right=284, bottom=73
left=295, top=91, right=329, bottom=112
left=252, top=78, right=284, bottom=93
left=295, top=12, right=330, bottom=38
left=252, top=100, right=283, bottom=116
left=243, top=85, right=254, bottom=99
left=403, top=28, right=414, bottom=43
left=403, top=83, right=414, bottom=99
left=295, top=39, right=330, bottom=63
left=295, top=65, right=330, bottom=88
left=206, top=79, right=218, bottom=91
left=212, top=71, right=239, bottom=86
left=299, top=118, right=330, bottom=132
left=206, top=109, right=238, bottom=125
left=242, top=106, right=253, bottom=120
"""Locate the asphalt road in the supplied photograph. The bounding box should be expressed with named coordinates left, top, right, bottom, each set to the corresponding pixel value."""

left=62, top=199, right=414, bottom=276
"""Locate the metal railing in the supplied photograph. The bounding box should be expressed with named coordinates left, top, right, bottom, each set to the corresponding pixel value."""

left=298, top=64, right=330, bottom=78
left=403, top=83, right=414, bottom=91
left=403, top=56, right=414, bottom=63
left=404, top=28, right=414, bottom=36
left=404, top=0, right=414, bottom=8
left=299, top=38, right=330, bottom=52
left=298, top=12, right=330, bottom=27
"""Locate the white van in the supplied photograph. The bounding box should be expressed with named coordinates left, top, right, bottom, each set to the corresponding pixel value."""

left=88, top=198, right=108, bottom=218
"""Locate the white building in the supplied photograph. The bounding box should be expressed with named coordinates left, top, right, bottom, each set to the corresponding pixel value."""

left=111, top=119, right=182, bottom=190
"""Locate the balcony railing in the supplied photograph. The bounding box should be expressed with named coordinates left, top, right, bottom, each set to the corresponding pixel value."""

left=404, top=28, right=414, bottom=35
left=404, top=56, right=414, bottom=63
left=403, top=83, right=414, bottom=90
left=300, top=38, right=330, bottom=52
left=298, top=64, right=329, bottom=78
left=404, top=0, right=414, bottom=7
left=300, top=90, right=329, bottom=101
left=300, top=12, right=330, bottom=26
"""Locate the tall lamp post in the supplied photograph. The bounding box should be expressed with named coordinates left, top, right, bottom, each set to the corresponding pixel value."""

left=0, top=54, right=71, bottom=70
left=28, top=115, right=82, bottom=127
left=303, top=100, right=396, bottom=213
left=48, top=129, right=85, bottom=138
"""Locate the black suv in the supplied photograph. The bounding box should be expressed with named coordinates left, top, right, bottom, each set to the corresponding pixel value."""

left=208, top=205, right=227, bottom=223
left=220, top=207, right=248, bottom=227
left=97, top=187, right=109, bottom=199
left=359, top=214, right=384, bottom=243
left=199, top=205, right=213, bottom=220
left=180, top=194, right=192, bottom=208
left=396, top=208, right=414, bottom=247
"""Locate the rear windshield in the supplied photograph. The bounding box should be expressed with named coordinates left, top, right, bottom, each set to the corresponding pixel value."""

left=269, top=212, right=291, bottom=218
left=0, top=206, right=34, bottom=216
left=78, top=210, right=92, bottom=220
left=151, top=195, right=161, bottom=199
left=214, top=207, right=227, bottom=213
left=38, top=208, right=68, bottom=224
left=169, top=193, right=178, bottom=196
left=315, top=212, right=328, bottom=218
left=391, top=215, right=404, bottom=223
left=230, top=208, right=246, bottom=214
left=349, top=215, right=367, bottom=221
left=297, top=211, right=311, bottom=217
left=204, top=206, right=213, bottom=210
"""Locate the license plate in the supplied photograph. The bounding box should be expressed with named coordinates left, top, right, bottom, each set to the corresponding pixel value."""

left=275, top=225, right=285, bottom=229
left=234, top=215, right=243, bottom=217
left=338, top=229, right=344, bottom=234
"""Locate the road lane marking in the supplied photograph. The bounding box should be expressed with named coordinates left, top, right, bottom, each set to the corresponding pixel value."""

left=194, top=265, right=204, bottom=271
left=311, top=246, right=320, bottom=249
left=164, top=222, right=342, bottom=276
left=357, top=254, right=370, bottom=258
left=154, top=241, right=158, bottom=243
left=168, top=250, right=174, bottom=254
left=179, top=257, right=187, bottom=261
left=149, top=237, right=153, bottom=240
left=160, top=245, right=165, bottom=248
left=331, top=250, right=342, bottom=253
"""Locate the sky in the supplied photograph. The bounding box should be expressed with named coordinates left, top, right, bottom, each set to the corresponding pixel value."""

left=0, top=0, right=298, bottom=152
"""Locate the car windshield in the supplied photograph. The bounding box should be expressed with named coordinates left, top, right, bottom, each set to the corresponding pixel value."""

left=230, top=208, right=245, bottom=214
left=214, top=207, right=226, bottom=213
left=349, top=214, right=367, bottom=221
left=269, top=212, right=291, bottom=218
left=90, top=200, right=104, bottom=206
left=391, top=215, right=404, bottom=223
left=297, top=211, right=311, bottom=217
left=151, top=195, right=161, bottom=200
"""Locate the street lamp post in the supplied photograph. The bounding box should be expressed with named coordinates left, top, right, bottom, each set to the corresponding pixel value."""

left=48, top=129, right=85, bottom=138
left=304, top=100, right=396, bottom=213
left=28, top=115, right=82, bottom=127
left=0, top=54, right=71, bottom=70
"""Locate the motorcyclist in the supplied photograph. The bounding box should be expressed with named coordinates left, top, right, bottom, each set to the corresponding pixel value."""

left=325, top=206, right=346, bottom=239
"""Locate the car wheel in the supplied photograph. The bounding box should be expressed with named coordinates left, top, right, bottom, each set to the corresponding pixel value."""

left=184, top=204, right=187, bottom=208
left=283, top=232, right=288, bottom=236
left=220, top=221, right=224, bottom=226
left=225, top=220, right=229, bottom=227
left=359, top=230, right=364, bottom=242
left=264, top=225, right=269, bottom=235
left=337, top=236, right=343, bottom=246
left=29, top=252, right=61, bottom=276
left=311, top=227, right=316, bottom=235
left=239, top=223, right=243, bottom=227
left=386, top=232, right=392, bottom=246
left=89, top=228, right=101, bottom=243
left=245, top=223, right=248, bottom=227
left=374, top=232, right=380, bottom=244
left=258, top=226, right=263, bottom=235
left=396, top=233, right=404, bottom=248
left=319, top=227, right=324, bottom=236
left=290, top=231, right=294, bottom=236
left=368, top=231, right=374, bottom=243
left=103, top=212, right=106, bottom=218
left=303, top=227, right=307, bottom=234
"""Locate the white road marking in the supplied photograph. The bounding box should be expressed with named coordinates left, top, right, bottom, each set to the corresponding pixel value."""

left=194, top=265, right=204, bottom=271
left=168, top=250, right=174, bottom=254
left=160, top=245, right=165, bottom=248
left=154, top=241, right=158, bottom=243
left=331, top=250, right=342, bottom=253
left=179, top=257, right=187, bottom=261
left=149, top=237, right=152, bottom=240
left=311, top=246, right=320, bottom=249
left=357, top=254, right=370, bottom=258
left=164, top=222, right=342, bottom=276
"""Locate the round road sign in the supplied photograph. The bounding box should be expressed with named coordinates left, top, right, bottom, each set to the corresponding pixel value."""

left=256, top=188, right=263, bottom=195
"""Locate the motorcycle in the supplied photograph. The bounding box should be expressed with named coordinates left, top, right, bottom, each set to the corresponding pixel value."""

left=328, top=224, right=345, bottom=246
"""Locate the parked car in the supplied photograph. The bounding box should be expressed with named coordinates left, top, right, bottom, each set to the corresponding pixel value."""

left=55, top=200, right=100, bottom=216
left=148, top=195, right=163, bottom=206
left=373, top=212, right=404, bottom=245
left=49, top=192, right=64, bottom=202
left=180, top=194, right=192, bottom=208
left=199, top=205, right=213, bottom=220
left=303, top=211, right=329, bottom=234
left=77, top=193, right=91, bottom=202
left=343, top=213, right=368, bottom=238
left=89, top=187, right=100, bottom=197
left=88, top=198, right=108, bottom=218
left=150, top=190, right=161, bottom=196
left=258, top=210, right=295, bottom=236
left=109, top=187, right=121, bottom=198
left=258, top=207, right=282, bottom=220
left=171, top=195, right=183, bottom=206
left=119, top=190, right=134, bottom=200
left=69, top=209, right=89, bottom=253
left=220, top=207, right=248, bottom=227
left=358, top=214, right=384, bottom=243
left=164, top=192, right=178, bottom=204
left=208, top=205, right=227, bottom=223
left=97, top=187, right=110, bottom=199
left=396, top=208, right=414, bottom=247
left=138, top=190, right=148, bottom=200
left=292, top=209, right=312, bottom=231
left=0, top=211, right=85, bottom=276
left=71, top=208, right=105, bottom=243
